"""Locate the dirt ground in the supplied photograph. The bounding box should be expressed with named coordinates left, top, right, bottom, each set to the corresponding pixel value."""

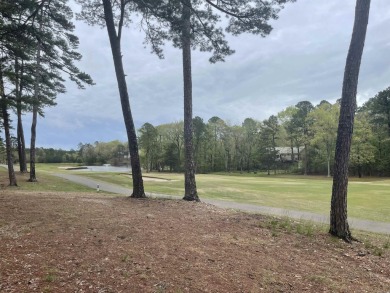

left=0, top=191, right=389, bottom=293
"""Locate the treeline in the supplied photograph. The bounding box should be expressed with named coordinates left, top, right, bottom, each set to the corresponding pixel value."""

left=0, top=137, right=80, bottom=164
left=137, top=91, right=390, bottom=177
left=77, top=141, right=129, bottom=166
left=13, top=148, right=79, bottom=164
left=0, top=141, right=129, bottom=165
left=5, top=87, right=388, bottom=178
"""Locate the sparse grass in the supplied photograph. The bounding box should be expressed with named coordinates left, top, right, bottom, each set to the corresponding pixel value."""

left=121, top=271, right=130, bottom=278
left=261, top=216, right=323, bottom=238
left=153, top=282, right=168, bottom=293
left=384, top=239, right=390, bottom=249
left=44, top=270, right=57, bottom=283
left=372, top=247, right=384, bottom=257
left=364, top=241, right=385, bottom=256
left=364, top=240, right=374, bottom=249
left=259, top=217, right=390, bottom=257
left=296, top=221, right=316, bottom=237
left=353, top=231, right=390, bottom=257
left=308, top=274, right=328, bottom=284
left=121, top=254, right=131, bottom=263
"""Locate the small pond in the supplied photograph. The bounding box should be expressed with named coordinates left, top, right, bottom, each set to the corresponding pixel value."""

left=81, top=165, right=131, bottom=173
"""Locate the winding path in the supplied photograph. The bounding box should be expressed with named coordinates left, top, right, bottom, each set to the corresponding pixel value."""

left=53, top=172, right=390, bottom=235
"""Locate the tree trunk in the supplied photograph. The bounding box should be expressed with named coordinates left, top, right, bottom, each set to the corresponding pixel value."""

left=326, top=143, right=331, bottom=177
left=176, top=139, right=181, bottom=170
left=330, top=0, right=370, bottom=242
left=182, top=0, right=199, bottom=201
left=225, top=149, right=229, bottom=172
left=386, top=105, right=390, bottom=136
left=303, top=143, right=308, bottom=175
left=1, top=104, right=18, bottom=186
left=102, top=0, right=145, bottom=198
left=0, top=68, right=17, bottom=186
left=247, top=146, right=251, bottom=172
left=15, top=58, right=27, bottom=173
left=212, top=126, right=216, bottom=172
left=273, top=135, right=276, bottom=175
left=17, top=99, right=27, bottom=173
left=29, top=29, right=42, bottom=182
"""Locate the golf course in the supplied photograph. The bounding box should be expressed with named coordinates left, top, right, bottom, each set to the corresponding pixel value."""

left=23, top=164, right=390, bottom=223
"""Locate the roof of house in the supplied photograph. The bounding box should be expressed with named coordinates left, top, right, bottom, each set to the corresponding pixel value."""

left=275, top=147, right=305, bottom=154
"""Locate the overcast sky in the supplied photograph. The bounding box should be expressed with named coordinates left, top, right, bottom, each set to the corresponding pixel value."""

left=13, top=0, right=390, bottom=150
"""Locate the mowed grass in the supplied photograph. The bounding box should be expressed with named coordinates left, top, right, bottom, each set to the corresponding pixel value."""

left=35, top=163, right=84, bottom=172
left=0, top=168, right=93, bottom=192
left=5, top=164, right=387, bottom=223
left=67, top=169, right=390, bottom=223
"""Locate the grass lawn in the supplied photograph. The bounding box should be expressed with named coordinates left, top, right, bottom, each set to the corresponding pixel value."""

left=35, top=162, right=84, bottom=172
left=0, top=168, right=93, bottom=193
left=64, top=168, right=390, bottom=223
left=4, top=164, right=389, bottom=223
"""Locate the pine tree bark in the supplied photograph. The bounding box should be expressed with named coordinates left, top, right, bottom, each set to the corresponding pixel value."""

left=182, top=0, right=199, bottom=201
left=15, top=58, right=27, bottom=173
left=17, top=101, right=27, bottom=172
left=102, top=0, right=145, bottom=198
left=330, top=0, right=371, bottom=242
left=29, top=28, right=42, bottom=182
left=29, top=109, right=38, bottom=181
left=0, top=65, right=17, bottom=186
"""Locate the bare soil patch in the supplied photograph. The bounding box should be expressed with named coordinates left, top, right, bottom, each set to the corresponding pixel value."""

left=0, top=191, right=389, bottom=293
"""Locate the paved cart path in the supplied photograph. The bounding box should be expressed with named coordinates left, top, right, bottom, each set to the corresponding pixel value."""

left=50, top=173, right=389, bottom=234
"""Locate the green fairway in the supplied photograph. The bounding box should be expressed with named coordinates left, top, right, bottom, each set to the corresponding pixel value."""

left=5, top=164, right=388, bottom=223
left=0, top=167, right=93, bottom=193
left=35, top=163, right=84, bottom=172
left=66, top=169, right=390, bottom=223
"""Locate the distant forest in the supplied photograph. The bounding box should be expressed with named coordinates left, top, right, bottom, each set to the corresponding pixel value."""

left=4, top=90, right=389, bottom=177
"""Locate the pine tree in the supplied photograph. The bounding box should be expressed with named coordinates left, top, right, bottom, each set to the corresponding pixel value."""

left=330, top=0, right=371, bottom=242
